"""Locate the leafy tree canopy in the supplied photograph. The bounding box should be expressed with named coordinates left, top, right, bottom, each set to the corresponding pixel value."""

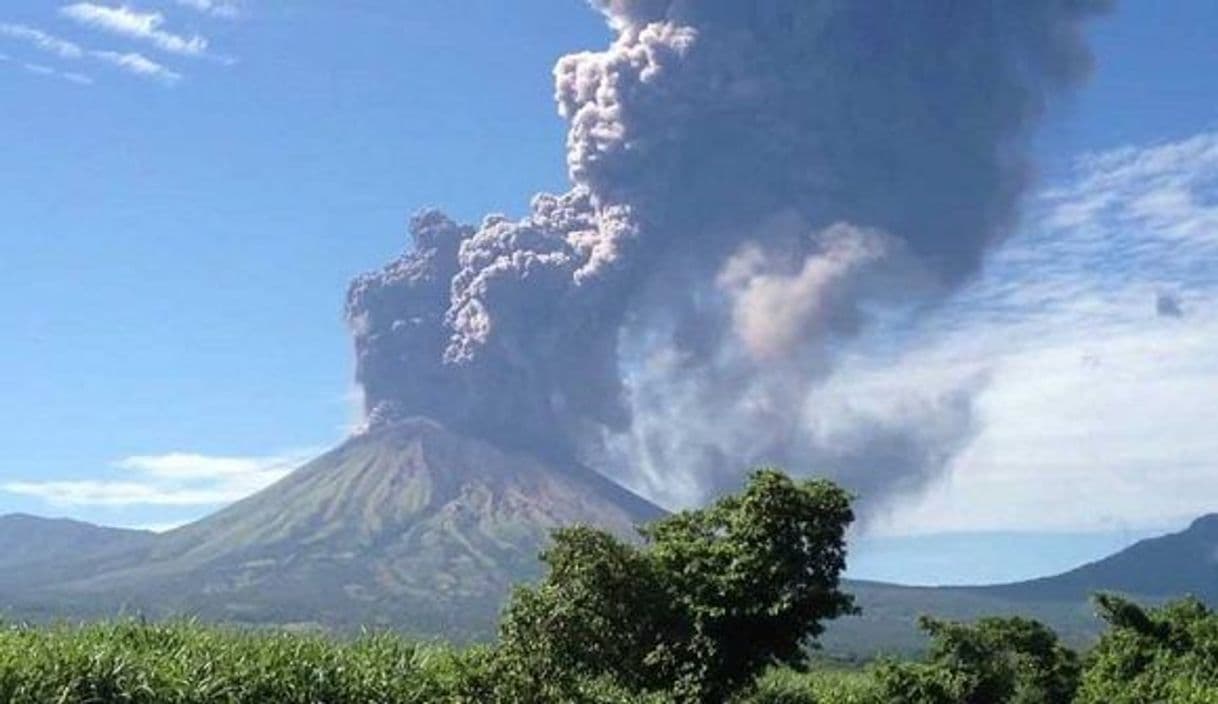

left=1077, top=594, right=1218, bottom=704
left=496, top=468, right=857, bottom=703
left=874, top=615, right=1080, bottom=704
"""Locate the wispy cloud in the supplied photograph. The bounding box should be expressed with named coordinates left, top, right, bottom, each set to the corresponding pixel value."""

left=21, top=62, right=55, bottom=76
left=0, top=21, right=175, bottom=84
left=17, top=60, right=93, bottom=84
left=174, top=0, right=239, bottom=20
left=858, top=130, right=1218, bottom=537
left=3, top=0, right=243, bottom=86
left=0, top=43, right=92, bottom=84
left=126, top=520, right=190, bottom=533
left=0, top=22, right=84, bottom=59
left=91, top=49, right=179, bottom=83
left=59, top=3, right=208, bottom=57
left=61, top=70, right=92, bottom=84
left=1, top=449, right=315, bottom=507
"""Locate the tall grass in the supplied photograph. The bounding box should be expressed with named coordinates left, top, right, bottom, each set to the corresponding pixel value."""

left=0, top=620, right=888, bottom=703
left=0, top=620, right=484, bottom=703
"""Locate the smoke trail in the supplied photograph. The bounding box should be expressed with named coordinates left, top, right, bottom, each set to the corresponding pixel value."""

left=347, top=0, right=1110, bottom=508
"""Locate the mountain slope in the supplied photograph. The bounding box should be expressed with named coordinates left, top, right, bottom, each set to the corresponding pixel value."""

left=0, top=514, right=154, bottom=571
left=983, top=514, right=1218, bottom=603
left=4, top=418, right=663, bottom=637
left=825, top=517, right=1218, bottom=655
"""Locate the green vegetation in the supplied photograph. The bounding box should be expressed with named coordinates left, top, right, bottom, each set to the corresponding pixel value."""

left=1076, top=594, right=1218, bottom=703
left=737, top=599, right=1218, bottom=704
left=494, top=469, right=855, bottom=702
left=0, top=621, right=470, bottom=703
left=2, top=469, right=1217, bottom=702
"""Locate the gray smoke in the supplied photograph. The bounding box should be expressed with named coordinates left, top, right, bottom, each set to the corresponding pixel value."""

left=347, top=0, right=1109, bottom=509
left=1157, top=291, right=1184, bottom=318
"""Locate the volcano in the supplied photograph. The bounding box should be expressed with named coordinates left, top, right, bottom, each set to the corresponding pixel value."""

left=0, top=418, right=663, bottom=637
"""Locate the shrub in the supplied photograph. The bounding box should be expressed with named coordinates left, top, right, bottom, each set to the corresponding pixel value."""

left=1076, top=594, right=1218, bottom=704
left=742, top=666, right=882, bottom=704
left=873, top=616, right=1079, bottom=704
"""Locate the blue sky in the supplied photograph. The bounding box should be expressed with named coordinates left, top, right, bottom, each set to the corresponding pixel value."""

left=0, top=1, right=1216, bottom=584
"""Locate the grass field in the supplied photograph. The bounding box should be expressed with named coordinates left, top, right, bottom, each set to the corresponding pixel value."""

left=0, top=619, right=888, bottom=703
left=0, top=620, right=483, bottom=704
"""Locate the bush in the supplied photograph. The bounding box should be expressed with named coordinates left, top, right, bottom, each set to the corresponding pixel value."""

left=873, top=616, right=1079, bottom=704
left=742, top=666, right=882, bottom=704
left=871, top=660, right=971, bottom=704
left=1075, top=595, right=1218, bottom=704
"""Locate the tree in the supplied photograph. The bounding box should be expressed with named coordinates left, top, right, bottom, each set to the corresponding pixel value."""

left=875, top=616, right=1080, bottom=704
left=1076, top=594, right=1218, bottom=704
left=496, top=468, right=857, bottom=703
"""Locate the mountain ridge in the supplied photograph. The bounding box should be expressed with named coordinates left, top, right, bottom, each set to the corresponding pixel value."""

left=978, top=512, right=1218, bottom=603
left=822, top=515, right=1218, bottom=653
left=0, top=513, right=154, bottom=572
left=2, top=432, right=1214, bottom=654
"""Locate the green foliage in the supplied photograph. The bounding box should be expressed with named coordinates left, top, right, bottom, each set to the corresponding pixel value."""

left=870, top=660, right=971, bottom=704
left=0, top=621, right=661, bottom=704
left=0, top=620, right=462, bottom=703
left=874, top=616, right=1080, bottom=704
left=741, top=666, right=881, bottom=704
left=497, top=468, right=857, bottom=703
left=6, top=596, right=1218, bottom=703
left=8, top=467, right=1218, bottom=704
left=1076, top=595, right=1218, bottom=704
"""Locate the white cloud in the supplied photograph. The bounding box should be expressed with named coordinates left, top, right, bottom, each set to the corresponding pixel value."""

left=127, top=520, right=190, bottom=533
left=859, top=130, right=1218, bottom=537
left=60, top=3, right=208, bottom=57
left=0, top=20, right=177, bottom=85
left=61, top=70, right=93, bottom=84
left=0, top=41, right=93, bottom=84
left=0, top=22, right=84, bottom=58
left=16, top=61, right=92, bottom=84
left=1, top=449, right=314, bottom=507
left=174, top=0, right=239, bottom=20
left=91, top=49, right=180, bottom=83
left=22, top=62, right=55, bottom=76
left=1, top=480, right=250, bottom=506
left=114, top=452, right=298, bottom=481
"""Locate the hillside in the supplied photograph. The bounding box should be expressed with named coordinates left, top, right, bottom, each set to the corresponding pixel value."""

left=824, top=517, right=1218, bottom=654
left=825, top=581, right=1099, bottom=655
left=0, top=418, right=663, bottom=637
left=984, top=514, right=1218, bottom=603
left=0, top=514, right=153, bottom=571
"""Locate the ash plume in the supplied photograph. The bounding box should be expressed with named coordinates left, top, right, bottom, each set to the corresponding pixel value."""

left=347, top=0, right=1109, bottom=510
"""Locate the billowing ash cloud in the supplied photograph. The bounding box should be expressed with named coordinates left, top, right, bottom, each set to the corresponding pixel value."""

left=347, top=0, right=1109, bottom=509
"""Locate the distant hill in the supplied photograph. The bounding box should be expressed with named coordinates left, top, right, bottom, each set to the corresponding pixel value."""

left=825, top=516, right=1218, bottom=654
left=0, top=514, right=153, bottom=571
left=0, top=418, right=662, bottom=638
left=983, top=514, right=1218, bottom=603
